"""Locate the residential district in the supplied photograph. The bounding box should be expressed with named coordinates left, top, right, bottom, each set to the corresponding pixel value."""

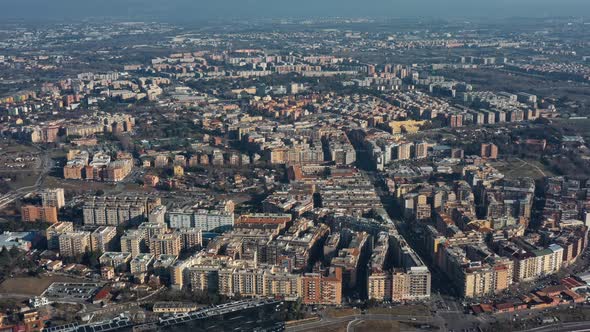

left=0, top=16, right=589, bottom=332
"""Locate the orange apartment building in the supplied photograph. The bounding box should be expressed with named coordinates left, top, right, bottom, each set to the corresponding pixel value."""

left=21, top=205, right=58, bottom=223
left=300, top=267, right=342, bottom=305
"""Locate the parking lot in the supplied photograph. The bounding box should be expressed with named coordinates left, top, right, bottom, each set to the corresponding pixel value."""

left=42, top=282, right=101, bottom=300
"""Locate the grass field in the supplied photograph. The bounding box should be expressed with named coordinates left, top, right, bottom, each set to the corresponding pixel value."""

left=551, top=118, right=590, bottom=139
left=490, top=157, right=553, bottom=180
left=440, top=68, right=590, bottom=116
left=0, top=142, right=37, bottom=155
left=7, top=171, right=41, bottom=190
left=555, top=307, right=590, bottom=322
left=0, top=275, right=84, bottom=296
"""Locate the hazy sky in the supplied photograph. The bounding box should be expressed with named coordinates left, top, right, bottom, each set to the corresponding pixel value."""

left=1, top=0, right=588, bottom=21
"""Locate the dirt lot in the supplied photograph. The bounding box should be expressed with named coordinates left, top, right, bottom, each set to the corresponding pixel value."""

left=0, top=141, right=43, bottom=190
left=350, top=320, right=401, bottom=332
left=40, top=302, right=84, bottom=326
left=367, top=304, right=431, bottom=317
left=324, top=307, right=361, bottom=319
left=0, top=275, right=85, bottom=296
left=297, top=321, right=349, bottom=332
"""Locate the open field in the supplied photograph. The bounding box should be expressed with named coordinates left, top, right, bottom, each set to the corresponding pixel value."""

left=555, top=306, right=590, bottom=323
left=367, top=304, right=431, bottom=317
left=551, top=118, right=590, bottom=140
left=439, top=68, right=590, bottom=116
left=6, top=172, right=40, bottom=190
left=0, top=275, right=85, bottom=296
left=350, top=320, right=401, bottom=332
left=490, top=157, right=553, bottom=180
left=0, top=141, right=38, bottom=155
left=318, top=321, right=350, bottom=332
left=43, top=175, right=120, bottom=192
left=324, top=307, right=361, bottom=319
left=0, top=141, right=44, bottom=191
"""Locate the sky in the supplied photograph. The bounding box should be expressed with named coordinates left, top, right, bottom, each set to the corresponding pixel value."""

left=0, top=0, right=588, bottom=21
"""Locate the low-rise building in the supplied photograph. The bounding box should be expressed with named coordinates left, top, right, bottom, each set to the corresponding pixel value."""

left=99, top=252, right=132, bottom=272
left=130, top=253, right=155, bottom=274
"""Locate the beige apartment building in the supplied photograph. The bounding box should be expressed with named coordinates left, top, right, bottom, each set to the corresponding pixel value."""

left=149, top=233, right=181, bottom=257
left=121, top=229, right=145, bottom=258
left=46, top=221, right=74, bottom=250
left=41, top=188, right=65, bottom=209
left=368, top=268, right=431, bottom=302
left=59, top=231, right=91, bottom=257
left=90, top=226, right=117, bottom=253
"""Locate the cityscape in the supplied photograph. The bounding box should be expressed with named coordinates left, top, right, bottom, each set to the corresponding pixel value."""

left=0, top=2, right=590, bottom=332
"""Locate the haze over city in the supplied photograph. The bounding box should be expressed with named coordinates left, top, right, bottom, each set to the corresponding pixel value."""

left=1, top=0, right=590, bottom=20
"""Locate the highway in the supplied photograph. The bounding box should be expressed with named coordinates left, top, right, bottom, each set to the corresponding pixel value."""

left=519, top=321, right=590, bottom=332
left=286, top=314, right=441, bottom=332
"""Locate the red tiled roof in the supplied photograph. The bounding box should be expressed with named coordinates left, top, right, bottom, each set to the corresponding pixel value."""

left=93, top=287, right=111, bottom=301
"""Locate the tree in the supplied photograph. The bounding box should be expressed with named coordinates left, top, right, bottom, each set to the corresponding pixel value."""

left=83, top=251, right=102, bottom=269
left=8, top=246, right=19, bottom=258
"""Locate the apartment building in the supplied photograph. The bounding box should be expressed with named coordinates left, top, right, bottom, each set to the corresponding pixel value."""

left=391, top=267, right=431, bottom=301
left=41, top=188, right=65, bottom=209
left=440, top=245, right=515, bottom=298
left=130, top=253, right=155, bottom=274
left=120, top=229, right=145, bottom=258
left=237, top=213, right=292, bottom=226
left=396, top=142, right=413, bottom=160
left=58, top=231, right=91, bottom=257
left=511, top=245, right=563, bottom=282
left=138, top=222, right=168, bottom=248
left=148, top=205, right=167, bottom=224
left=189, top=265, right=220, bottom=293
left=480, top=143, right=499, bottom=159
left=178, top=228, right=203, bottom=250
left=21, top=205, right=58, bottom=223
left=368, top=267, right=432, bottom=302
left=167, top=208, right=234, bottom=231
left=149, top=233, right=181, bottom=257
left=170, top=258, right=198, bottom=290
left=368, top=272, right=392, bottom=301
left=99, top=252, right=132, bottom=272
left=187, top=260, right=300, bottom=300
left=82, top=196, right=161, bottom=226
left=90, top=226, right=117, bottom=253
left=300, top=268, right=343, bottom=305
left=45, top=221, right=74, bottom=250
left=330, top=231, right=370, bottom=289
